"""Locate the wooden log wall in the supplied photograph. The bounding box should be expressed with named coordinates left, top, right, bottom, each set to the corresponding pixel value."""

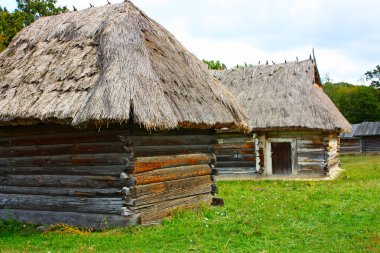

left=215, top=132, right=256, bottom=176
left=0, top=124, right=217, bottom=228
left=265, top=130, right=333, bottom=176
left=340, top=136, right=380, bottom=154
left=340, top=138, right=361, bottom=154
left=362, top=136, right=380, bottom=153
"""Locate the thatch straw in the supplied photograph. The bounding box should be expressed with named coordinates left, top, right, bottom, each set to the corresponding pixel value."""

left=0, top=2, right=247, bottom=130
left=212, top=60, right=351, bottom=133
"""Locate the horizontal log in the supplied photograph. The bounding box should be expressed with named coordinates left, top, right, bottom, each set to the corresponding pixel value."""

left=0, top=193, right=124, bottom=214
left=0, top=153, right=129, bottom=167
left=0, top=174, right=125, bottom=188
left=297, top=152, right=324, bottom=160
left=130, top=153, right=213, bottom=174
left=217, top=137, right=253, bottom=144
left=266, top=131, right=323, bottom=138
left=297, top=165, right=324, bottom=172
left=126, top=182, right=212, bottom=207
left=216, top=154, right=255, bottom=162
left=218, top=167, right=257, bottom=173
left=0, top=131, right=125, bottom=147
left=217, top=133, right=252, bottom=138
left=120, top=135, right=216, bottom=146
left=297, top=157, right=325, bottom=163
left=215, top=149, right=255, bottom=155
left=124, top=175, right=212, bottom=198
left=216, top=161, right=255, bottom=168
left=0, top=165, right=124, bottom=176
left=0, top=186, right=122, bottom=197
left=215, top=143, right=254, bottom=150
left=137, top=193, right=213, bottom=225
left=0, top=209, right=139, bottom=229
left=125, top=145, right=214, bottom=157
left=0, top=142, right=126, bottom=157
left=131, top=164, right=212, bottom=185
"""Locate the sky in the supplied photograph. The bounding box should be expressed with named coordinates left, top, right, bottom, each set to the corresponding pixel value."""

left=2, top=0, right=379, bottom=84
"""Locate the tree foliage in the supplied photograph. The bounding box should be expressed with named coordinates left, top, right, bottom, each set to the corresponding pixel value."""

left=324, top=82, right=380, bottom=124
left=0, top=0, right=67, bottom=52
left=202, top=60, right=227, bottom=70
left=365, top=65, right=380, bottom=88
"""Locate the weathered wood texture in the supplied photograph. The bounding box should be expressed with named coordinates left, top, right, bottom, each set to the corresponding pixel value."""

left=340, top=136, right=380, bottom=154
left=216, top=133, right=256, bottom=175
left=266, top=131, right=331, bottom=175
left=0, top=209, right=140, bottom=229
left=0, top=124, right=217, bottom=227
left=216, top=130, right=341, bottom=177
left=362, top=136, right=380, bottom=153
left=340, top=138, right=361, bottom=154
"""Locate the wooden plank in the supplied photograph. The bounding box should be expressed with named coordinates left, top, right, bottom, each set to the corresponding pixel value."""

left=0, top=186, right=122, bottom=197
left=0, top=209, right=139, bottom=229
left=0, top=142, right=125, bottom=157
left=130, top=154, right=213, bottom=173
left=120, top=135, right=216, bottom=146
left=126, top=182, right=212, bottom=207
left=0, top=165, right=124, bottom=176
left=137, top=193, right=212, bottom=225
left=124, top=175, right=212, bottom=198
left=0, top=193, right=124, bottom=214
left=0, top=174, right=125, bottom=188
left=0, top=153, right=129, bottom=167
left=130, top=164, right=212, bottom=185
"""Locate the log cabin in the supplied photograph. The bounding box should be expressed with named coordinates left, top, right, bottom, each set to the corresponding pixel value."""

left=341, top=122, right=380, bottom=154
left=212, top=58, right=351, bottom=178
left=0, top=2, right=247, bottom=228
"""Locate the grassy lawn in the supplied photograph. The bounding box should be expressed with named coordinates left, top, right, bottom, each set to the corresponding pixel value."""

left=0, top=155, right=379, bottom=252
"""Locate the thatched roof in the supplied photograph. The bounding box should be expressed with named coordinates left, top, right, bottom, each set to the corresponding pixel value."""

left=212, top=59, right=351, bottom=133
left=0, top=2, right=247, bottom=130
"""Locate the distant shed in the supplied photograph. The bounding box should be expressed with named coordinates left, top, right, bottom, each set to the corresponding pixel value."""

left=0, top=2, right=247, bottom=228
left=340, top=122, right=380, bottom=153
left=213, top=59, right=351, bottom=178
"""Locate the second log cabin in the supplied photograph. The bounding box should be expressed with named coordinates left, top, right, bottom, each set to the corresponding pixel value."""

left=213, top=58, right=351, bottom=178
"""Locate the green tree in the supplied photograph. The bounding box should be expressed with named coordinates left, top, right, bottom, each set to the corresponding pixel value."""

left=16, top=0, right=68, bottom=26
left=0, top=1, right=67, bottom=52
left=203, top=60, right=227, bottom=70
left=324, top=82, right=380, bottom=123
left=365, top=65, right=380, bottom=88
left=0, top=7, right=25, bottom=51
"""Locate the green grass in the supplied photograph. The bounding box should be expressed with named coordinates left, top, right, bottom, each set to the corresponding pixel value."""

left=1, top=155, right=379, bottom=252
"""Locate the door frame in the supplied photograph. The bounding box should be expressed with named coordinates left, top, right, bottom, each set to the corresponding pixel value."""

left=265, top=138, right=297, bottom=175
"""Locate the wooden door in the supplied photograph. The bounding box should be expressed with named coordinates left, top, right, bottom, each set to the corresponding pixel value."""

left=271, top=142, right=292, bottom=174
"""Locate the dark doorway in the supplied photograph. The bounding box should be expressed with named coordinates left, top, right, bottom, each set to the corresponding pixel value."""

left=271, top=142, right=292, bottom=174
